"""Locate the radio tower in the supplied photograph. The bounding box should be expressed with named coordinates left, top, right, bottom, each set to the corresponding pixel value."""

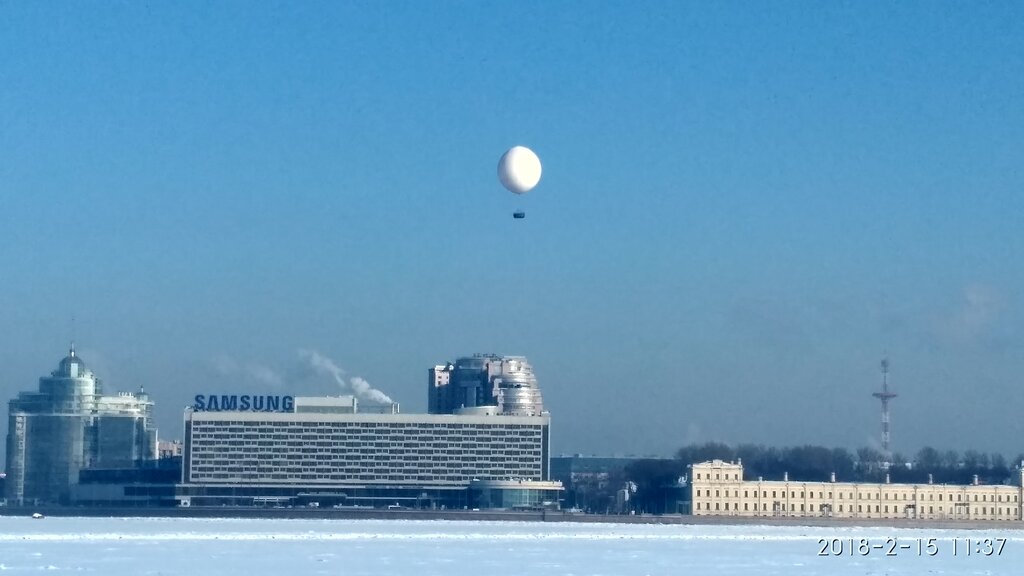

left=872, top=358, right=897, bottom=461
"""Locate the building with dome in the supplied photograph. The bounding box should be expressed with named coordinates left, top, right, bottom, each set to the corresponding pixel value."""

left=5, top=346, right=157, bottom=505
left=428, top=354, right=544, bottom=416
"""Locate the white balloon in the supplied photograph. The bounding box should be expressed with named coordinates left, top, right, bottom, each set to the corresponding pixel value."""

left=497, top=146, right=542, bottom=194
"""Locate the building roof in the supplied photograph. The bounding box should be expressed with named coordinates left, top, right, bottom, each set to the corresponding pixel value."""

left=55, top=344, right=88, bottom=377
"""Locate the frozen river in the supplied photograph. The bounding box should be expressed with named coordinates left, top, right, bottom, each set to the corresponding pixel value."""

left=0, top=516, right=1021, bottom=575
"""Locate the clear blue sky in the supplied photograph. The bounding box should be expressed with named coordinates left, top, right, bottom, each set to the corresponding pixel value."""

left=1, top=1, right=1022, bottom=460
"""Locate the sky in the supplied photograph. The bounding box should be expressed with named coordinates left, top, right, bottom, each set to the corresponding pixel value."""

left=1, top=1, right=1022, bottom=463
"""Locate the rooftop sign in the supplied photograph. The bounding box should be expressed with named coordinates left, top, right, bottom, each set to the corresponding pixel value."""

left=193, top=394, right=294, bottom=412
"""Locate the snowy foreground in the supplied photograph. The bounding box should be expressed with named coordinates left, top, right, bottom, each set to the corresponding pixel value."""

left=1, top=517, right=1022, bottom=575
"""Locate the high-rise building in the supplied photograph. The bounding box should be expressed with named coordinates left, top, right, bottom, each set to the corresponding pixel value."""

left=5, top=346, right=157, bottom=505
left=428, top=363, right=454, bottom=414
left=427, top=354, right=544, bottom=416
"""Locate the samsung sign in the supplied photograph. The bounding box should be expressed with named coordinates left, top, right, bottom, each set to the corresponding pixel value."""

left=193, top=394, right=295, bottom=412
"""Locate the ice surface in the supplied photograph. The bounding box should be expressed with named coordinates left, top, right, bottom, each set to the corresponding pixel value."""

left=0, top=517, right=1021, bottom=575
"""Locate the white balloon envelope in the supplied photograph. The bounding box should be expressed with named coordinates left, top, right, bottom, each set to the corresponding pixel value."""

left=497, top=146, right=542, bottom=195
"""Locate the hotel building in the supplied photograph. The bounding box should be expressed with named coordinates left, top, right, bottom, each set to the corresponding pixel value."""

left=178, top=358, right=561, bottom=509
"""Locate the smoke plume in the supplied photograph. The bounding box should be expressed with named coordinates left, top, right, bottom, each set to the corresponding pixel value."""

left=297, top=349, right=393, bottom=404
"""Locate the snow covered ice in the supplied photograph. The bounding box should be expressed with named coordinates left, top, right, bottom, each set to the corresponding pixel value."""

left=0, top=517, right=1021, bottom=575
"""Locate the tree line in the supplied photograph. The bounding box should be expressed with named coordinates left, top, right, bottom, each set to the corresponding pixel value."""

left=563, top=442, right=1023, bottom=515
left=673, top=442, right=1019, bottom=486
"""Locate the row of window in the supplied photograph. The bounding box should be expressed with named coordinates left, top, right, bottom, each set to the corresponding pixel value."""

left=195, top=450, right=538, bottom=458
left=192, top=461, right=538, bottom=471
left=694, top=471, right=740, bottom=481
left=695, top=488, right=1019, bottom=503
left=192, top=430, right=536, bottom=438
left=189, top=444, right=540, bottom=453
left=195, top=439, right=537, bottom=449
left=192, top=471, right=495, bottom=479
left=195, top=449, right=541, bottom=458
left=195, top=432, right=541, bottom=440
left=190, top=459, right=540, bottom=475
left=193, top=461, right=535, bottom=470
left=193, top=428, right=544, bottom=432
left=194, top=422, right=542, bottom=431
left=191, top=473, right=483, bottom=479
left=192, top=461, right=539, bottom=470
left=192, top=445, right=538, bottom=452
left=696, top=500, right=1021, bottom=518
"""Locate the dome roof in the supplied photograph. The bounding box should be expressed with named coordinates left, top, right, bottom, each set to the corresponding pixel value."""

left=55, top=344, right=87, bottom=377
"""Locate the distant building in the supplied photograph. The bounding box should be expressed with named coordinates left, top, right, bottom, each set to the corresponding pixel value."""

left=428, top=363, right=454, bottom=414
left=291, top=395, right=399, bottom=415
left=69, top=457, right=181, bottom=507
left=551, top=455, right=669, bottom=487
left=691, top=459, right=1024, bottom=521
left=157, top=440, right=183, bottom=459
left=5, top=346, right=157, bottom=505
left=552, top=455, right=680, bottom=513
left=428, top=354, right=544, bottom=416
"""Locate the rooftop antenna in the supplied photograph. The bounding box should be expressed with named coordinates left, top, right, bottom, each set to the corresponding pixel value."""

left=872, top=357, right=897, bottom=462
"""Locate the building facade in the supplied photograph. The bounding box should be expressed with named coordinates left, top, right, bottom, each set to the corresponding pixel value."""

left=551, top=455, right=682, bottom=513
left=5, top=347, right=157, bottom=505
left=691, top=460, right=1024, bottom=521
left=428, top=364, right=453, bottom=414
left=179, top=405, right=555, bottom=508
left=428, top=354, right=544, bottom=416
left=469, top=479, right=563, bottom=509
left=157, top=440, right=183, bottom=459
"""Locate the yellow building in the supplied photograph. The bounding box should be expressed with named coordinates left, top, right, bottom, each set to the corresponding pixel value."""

left=691, top=459, right=1023, bottom=521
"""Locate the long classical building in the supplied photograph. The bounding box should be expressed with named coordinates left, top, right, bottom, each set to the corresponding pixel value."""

left=691, top=460, right=1024, bottom=521
left=5, top=346, right=157, bottom=505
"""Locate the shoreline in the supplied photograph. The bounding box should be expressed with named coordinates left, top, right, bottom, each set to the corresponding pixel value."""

left=1, top=507, right=1021, bottom=530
